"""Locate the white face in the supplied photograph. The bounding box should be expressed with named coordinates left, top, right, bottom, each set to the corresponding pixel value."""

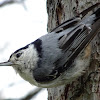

left=8, top=44, right=39, bottom=73
left=0, top=44, right=39, bottom=86
left=9, top=51, right=25, bottom=72
left=0, top=44, right=40, bottom=86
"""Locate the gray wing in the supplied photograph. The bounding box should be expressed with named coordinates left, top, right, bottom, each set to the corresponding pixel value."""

left=51, top=19, right=100, bottom=79
left=50, top=24, right=90, bottom=79
left=33, top=20, right=100, bottom=83
left=33, top=5, right=100, bottom=83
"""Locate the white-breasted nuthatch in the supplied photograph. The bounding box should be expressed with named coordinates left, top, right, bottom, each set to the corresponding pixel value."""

left=0, top=4, right=100, bottom=88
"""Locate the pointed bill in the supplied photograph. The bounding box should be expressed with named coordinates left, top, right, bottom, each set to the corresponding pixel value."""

left=0, top=61, right=13, bottom=66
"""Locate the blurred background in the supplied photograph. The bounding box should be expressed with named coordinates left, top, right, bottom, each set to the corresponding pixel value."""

left=0, top=0, right=48, bottom=99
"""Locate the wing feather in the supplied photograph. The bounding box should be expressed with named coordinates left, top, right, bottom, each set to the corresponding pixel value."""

left=51, top=20, right=100, bottom=79
left=34, top=4, right=100, bottom=83
left=51, top=17, right=81, bottom=33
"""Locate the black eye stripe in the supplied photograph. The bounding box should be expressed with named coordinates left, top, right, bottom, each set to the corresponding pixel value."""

left=16, top=53, right=22, bottom=58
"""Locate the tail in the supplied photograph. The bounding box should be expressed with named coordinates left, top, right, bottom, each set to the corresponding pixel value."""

left=92, top=8, right=100, bottom=22
left=82, top=7, right=100, bottom=26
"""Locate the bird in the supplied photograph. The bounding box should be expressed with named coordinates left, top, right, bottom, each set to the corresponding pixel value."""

left=0, top=4, right=100, bottom=88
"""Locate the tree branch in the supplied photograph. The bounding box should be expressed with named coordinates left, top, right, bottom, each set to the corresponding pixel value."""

left=0, top=0, right=25, bottom=7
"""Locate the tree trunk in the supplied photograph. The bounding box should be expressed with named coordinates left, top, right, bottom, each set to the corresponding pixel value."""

left=47, top=0, right=100, bottom=100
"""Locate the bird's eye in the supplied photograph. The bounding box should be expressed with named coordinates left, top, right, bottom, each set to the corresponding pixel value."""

left=16, top=53, right=22, bottom=58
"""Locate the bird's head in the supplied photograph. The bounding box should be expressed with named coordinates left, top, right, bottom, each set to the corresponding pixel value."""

left=0, top=44, right=39, bottom=73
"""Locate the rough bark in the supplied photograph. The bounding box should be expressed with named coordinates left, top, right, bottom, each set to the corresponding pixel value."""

left=47, top=0, right=100, bottom=100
